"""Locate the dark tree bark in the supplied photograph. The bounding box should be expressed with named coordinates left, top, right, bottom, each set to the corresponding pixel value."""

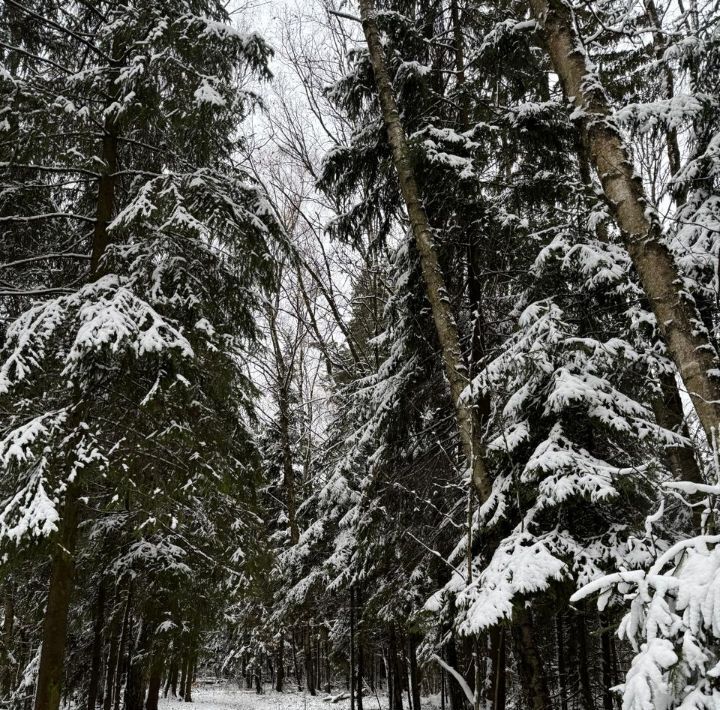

left=2, top=582, right=14, bottom=695
left=556, top=614, right=568, bottom=710
left=489, top=626, right=506, bottom=710
left=87, top=581, right=106, bottom=710
left=125, top=621, right=150, bottom=710
left=350, top=589, right=356, bottom=710
left=34, top=492, right=80, bottom=710
left=408, top=636, right=420, bottom=710
left=445, top=637, right=465, bottom=710
left=145, top=655, right=163, bottom=710
left=601, top=620, right=614, bottom=710
left=576, top=609, right=595, bottom=710
left=275, top=644, right=285, bottom=692
left=184, top=652, right=195, bottom=702
left=511, top=607, right=552, bottom=710
left=304, top=626, right=316, bottom=696
left=113, top=588, right=132, bottom=710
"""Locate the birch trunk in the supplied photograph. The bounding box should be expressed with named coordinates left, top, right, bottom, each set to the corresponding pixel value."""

left=528, top=0, right=720, bottom=444
left=357, top=0, right=491, bottom=502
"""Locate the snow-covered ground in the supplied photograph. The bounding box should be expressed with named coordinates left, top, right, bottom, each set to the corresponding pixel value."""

left=159, top=684, right=440, bottom=710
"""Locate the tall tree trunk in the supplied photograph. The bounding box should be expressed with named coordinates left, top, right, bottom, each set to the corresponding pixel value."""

left=304, top=626, right=316, bottom=696
left=576, top=609, right=595, bottom=710
left=601, top=621, right=614, bottom=710
left=388, top=630, right=403, bottom=710
left=113, top=587, right=132, bottom=710
left=511, top=607, right=552, bottom=710
left=145, top=655, right=163, bottom=710
left=350, top=589, right=356, bottom=710
left=556, top=613, right=568, bottom=710
left=164, top=660, right=178, bottom=698
left=125, top=622, right=148, bottom=710
left=34, top=59, right=120, bottom=710
left=528, top=0, right=720, bottom=443
left=445, top=637, right=464, bottom=710
left=184, top=651, right=195, bottom=702
left=408, top=636, right=420, bottom=710
left=34, top=492, right=80, bottom=710
left=291, top=631, right=302, bottom=689
left=358, top=0, right=492, bottom=502
left=275, top=644, right=285, bottom=692
left=489, top=626, right=506, bottom=710
left=179, top=654, right=188, bottom=698
left=357, top=588, right=364, bottom=710
left=87, top=580, right=106, bottom=710
left=2, top=582, right=14, bottom=695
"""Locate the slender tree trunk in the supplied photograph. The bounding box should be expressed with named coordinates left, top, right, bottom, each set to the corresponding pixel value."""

left=601, top=621, right=614, bottom=710
left=358, top=0, right=492, bottom=502
left=556, top=613, right=568, bottom=710
left=357, top=588, right=364, bottom=710
left=511, top=607, right=552, bottom=710
left=489, top=626, right=506, bottom=710
left=125, top=621, right=149, bottom=710
left=113, top=588, right=132, bottom=710
left=576, top=609, right=595, bottom=710
left=34, top=492, right=80, bottom=710
left=184, top=652, right=195, bottom=702
left=350, top=589, right=355, bottom=710
left=180, top=655, right=188, bottom=698
left=528, top=0, right=720, bottom=443
left=87, top=581, right=106, bottom=710
left=2, top=582, right=14, bottom=695
left=291, top=630, right=302, bottom=689
left=408, top=636, right=420, bottom=710
left=145, top=655, right=163, bottom=710
left=304, top=626, right=316, bottom=696
left=275, top=644, right=285, bottom=692
left=389, top=631, right=403, bottom=710
left=446, top=637, right=464, bottom=710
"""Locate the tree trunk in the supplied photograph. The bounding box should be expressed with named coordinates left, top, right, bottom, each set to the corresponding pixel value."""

left=489, top=626, right=506, bottom=710
left=291, top=630, right=302, bottom=689
left=446, top=637, right=465, bottom=710
left=350, top=589, right=355, bottom=710
left=304, top=626, right=316, bottom=696
left=179, top=654, right=188, bottom=698
left=357, top=0, right=492, bottom=502
left=556, top=613, right=568, bottom=710
left=576, top=609, right=595, bottom=710
left=125, top=621, right=149, bottom=710
left=34, top=491, right=80, bottom=710
left=2, top=582, right=14, bottom=695
left=113, top=587, right=132, bottom=710
left=145, top=655, right=163, bottom=710
left=388, top=631, right=403, bottom=710
left=601, top=622, right=614, bottom=710
left=528, top=0, right=720, bottom=443
left=87, top=580, right=106, bottom=710
left=408, top=636, right=420, bottom=710
left=511, top=607, right=552, bottom=710
left=184, top=652, right=195, bottom=702
left=275, top=644, right=285, bottom=692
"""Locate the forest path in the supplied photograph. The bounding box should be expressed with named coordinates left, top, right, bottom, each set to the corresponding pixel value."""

left=158, top=685, right=401, bottom=710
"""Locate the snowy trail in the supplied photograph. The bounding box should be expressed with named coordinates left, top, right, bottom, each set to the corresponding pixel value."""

left=160, top=685, right=383, bottom=710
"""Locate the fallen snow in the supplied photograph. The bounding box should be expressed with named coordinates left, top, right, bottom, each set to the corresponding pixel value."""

left=160, top=684, right=440, bottom=710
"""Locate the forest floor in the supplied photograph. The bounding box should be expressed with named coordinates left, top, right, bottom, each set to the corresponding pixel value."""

left=159, top=684, right=442, bottom=710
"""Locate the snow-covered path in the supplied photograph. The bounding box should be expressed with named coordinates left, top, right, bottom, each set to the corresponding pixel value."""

left=159, top=685, right=439, bottom=710
left=160, top=685, right=380, bottom=710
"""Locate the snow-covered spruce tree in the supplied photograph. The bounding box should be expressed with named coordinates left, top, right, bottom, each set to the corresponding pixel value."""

left=0, top=2, right=278, bottom=708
